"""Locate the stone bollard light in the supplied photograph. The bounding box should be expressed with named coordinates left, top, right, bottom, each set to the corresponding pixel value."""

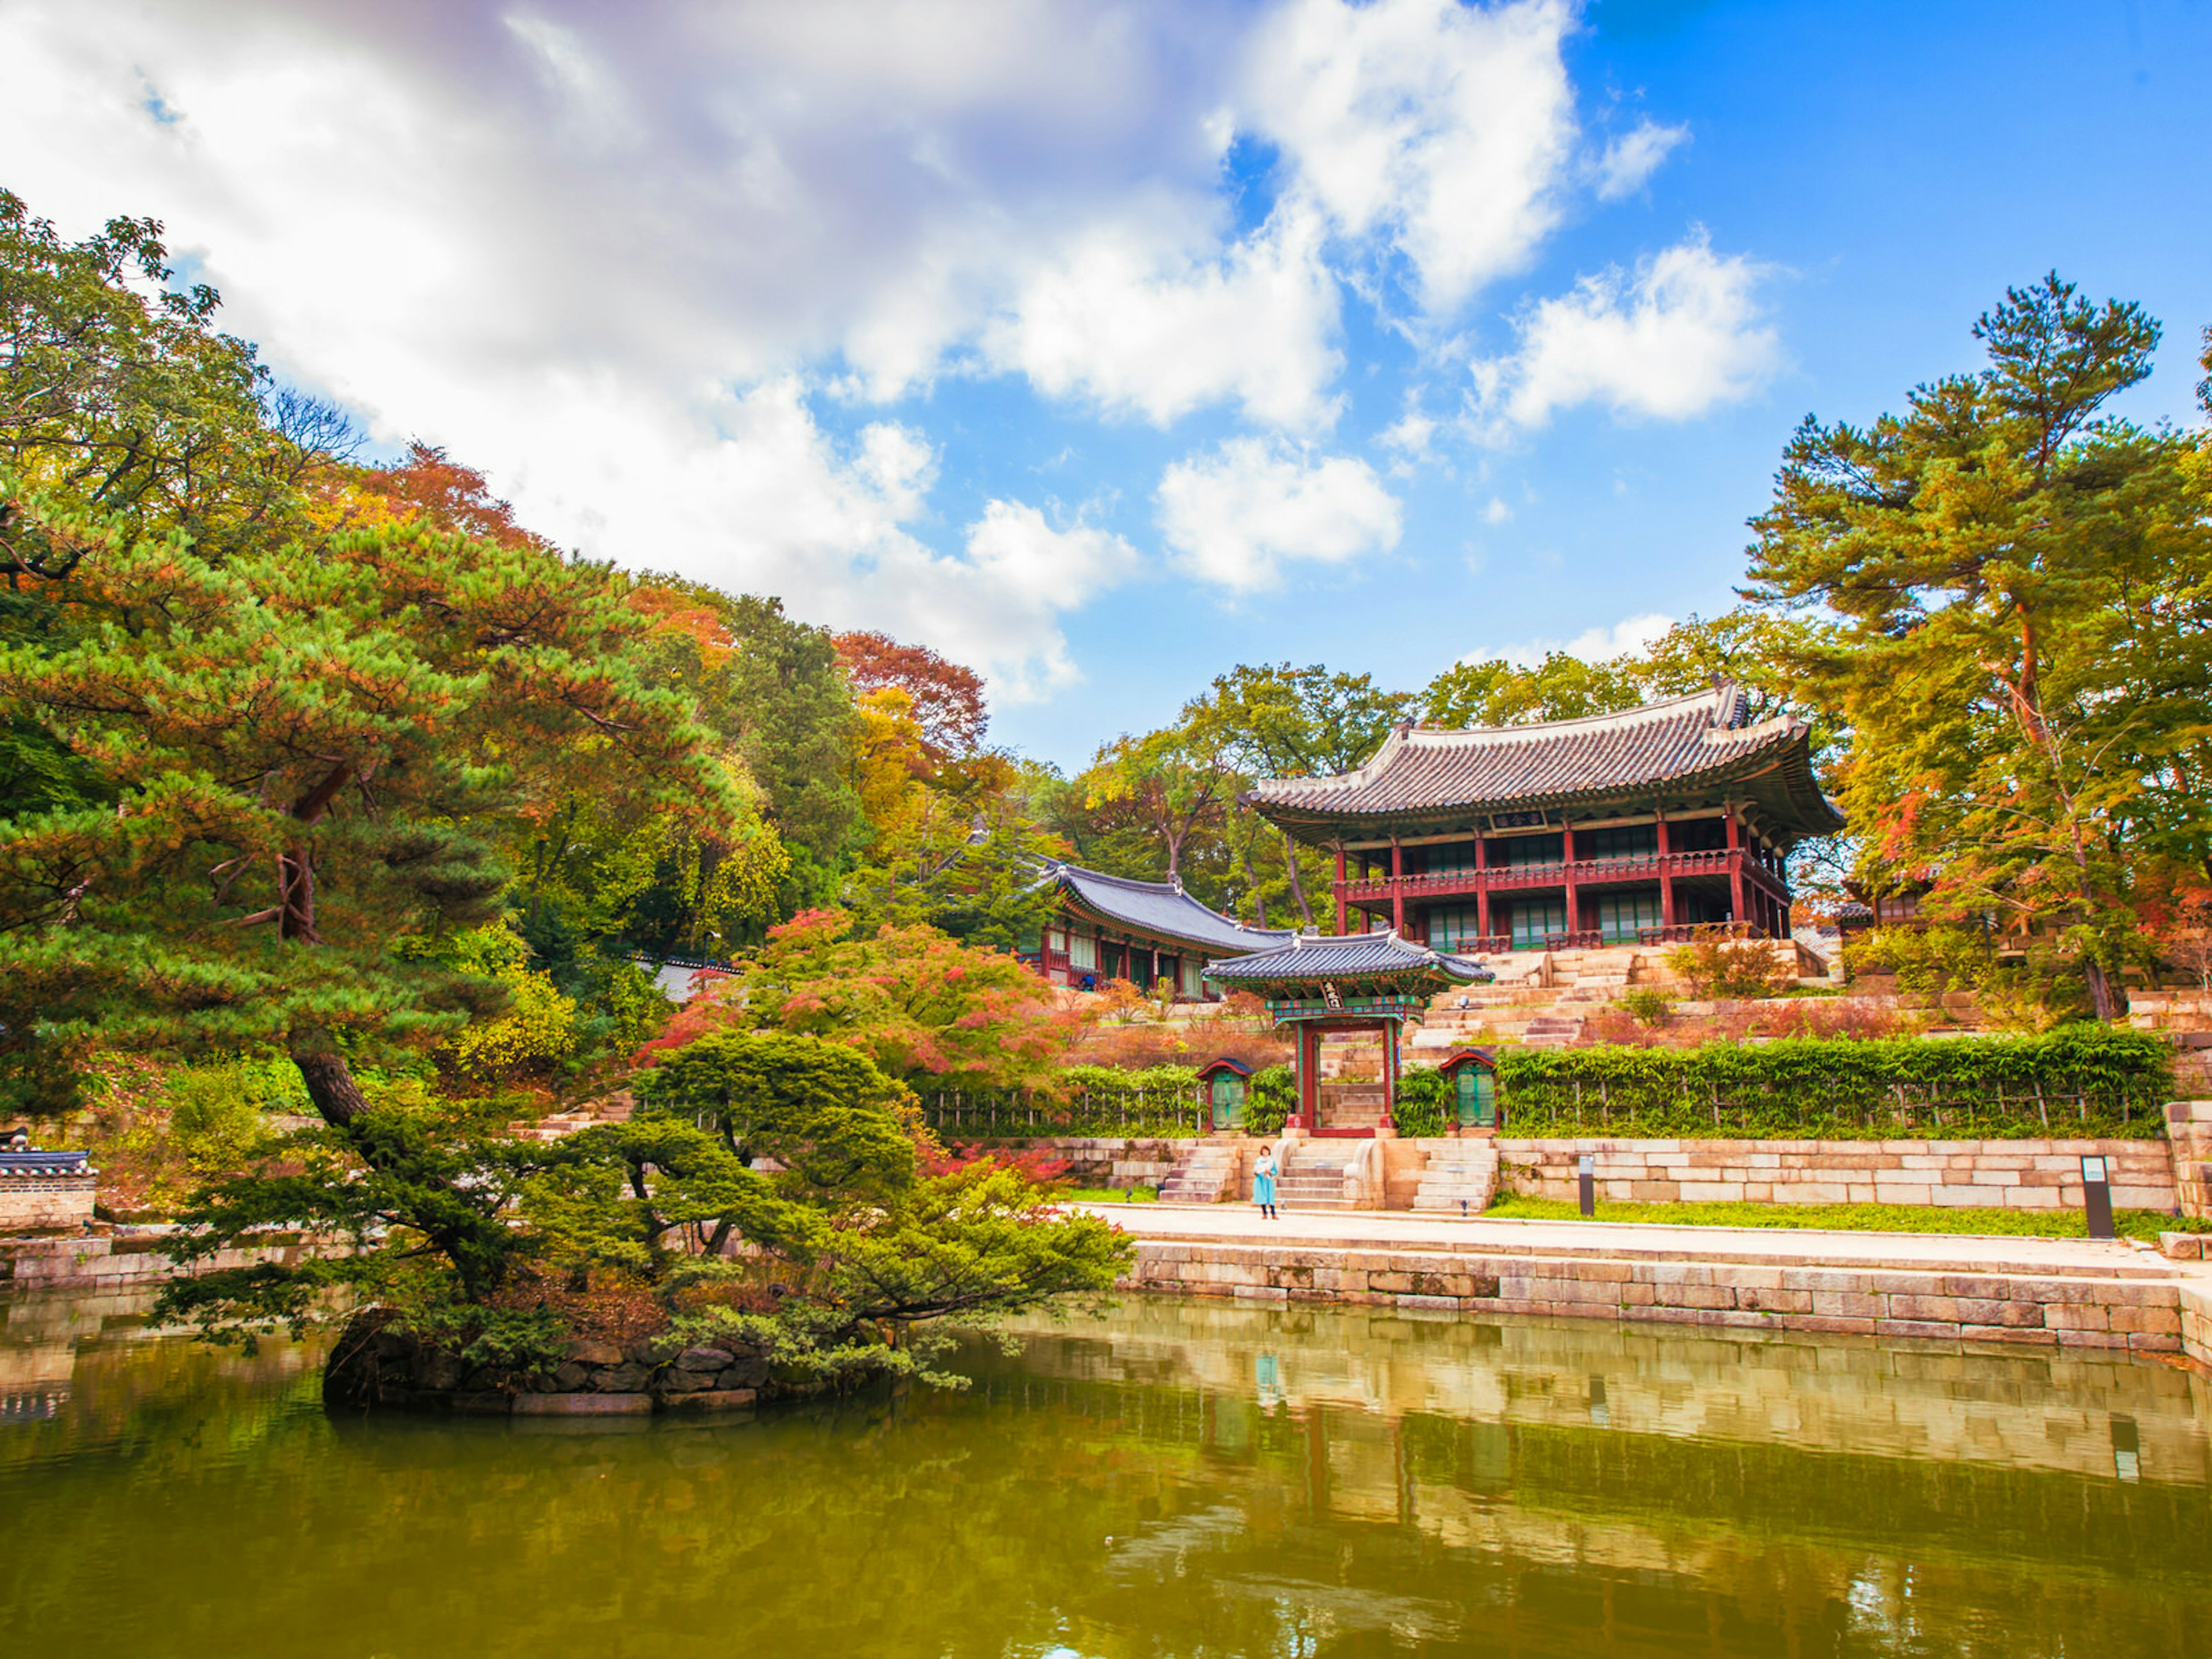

left=1578, top=1153, right=1596, bottom=1219
left=2081, top=1154, right=2115, bottom=1240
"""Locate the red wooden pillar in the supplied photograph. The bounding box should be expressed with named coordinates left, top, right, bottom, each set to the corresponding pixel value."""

left=1726, top=805, right=1747, bottom=928
left=1297, top=1025, right=1319, bottom=1127
left=1390, top=838, right=1405, bottom=937
left=1378, top=1018, right=1396, bottom=1130
left=1560, top=819, right=1578, bottom=937
left=1334, top=843, right=1348, bottom=937
left=1655, top=810, right=1676, bottom=927
left=1471, top=832, right=1490, bottom=942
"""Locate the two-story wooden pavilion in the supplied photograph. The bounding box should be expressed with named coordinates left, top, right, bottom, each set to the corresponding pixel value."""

left=1246, top=683, right=1844, bottom=952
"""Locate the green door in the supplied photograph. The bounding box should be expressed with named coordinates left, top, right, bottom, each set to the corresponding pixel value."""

left=1210, top=1075, right=1244, bottom=1131
left=1454, top=1068, right=1496, bottom=1128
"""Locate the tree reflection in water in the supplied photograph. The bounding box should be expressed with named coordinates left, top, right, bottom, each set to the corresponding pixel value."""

left=2, top=1290, right=2206, bottom=1658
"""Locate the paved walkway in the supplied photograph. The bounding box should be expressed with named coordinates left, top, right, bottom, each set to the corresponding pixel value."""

left=1071, top=1200, right=2189, bottom=1281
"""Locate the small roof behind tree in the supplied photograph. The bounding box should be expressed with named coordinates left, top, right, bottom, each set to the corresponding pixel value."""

left=1194, top=1056, right=1255, bottom=1083
left=1039, top=862, right=1293, bottom=956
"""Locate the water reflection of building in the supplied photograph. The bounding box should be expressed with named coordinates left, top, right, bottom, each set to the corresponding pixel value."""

left=1010, top=1297, right=2212, bottom=1493
left=995, top=1297, right=2212, bottom=1648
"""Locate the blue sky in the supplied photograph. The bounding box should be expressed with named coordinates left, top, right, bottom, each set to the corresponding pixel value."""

left=2, top=1, right=2205, bottom=770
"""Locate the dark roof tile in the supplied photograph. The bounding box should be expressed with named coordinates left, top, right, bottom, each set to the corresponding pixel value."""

left=1248, top=683, right=1843, bottom=838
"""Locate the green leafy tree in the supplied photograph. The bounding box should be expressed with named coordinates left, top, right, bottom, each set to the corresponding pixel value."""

left=1181, top=664, right=1410, bottom=928
left=1744, top=274, right=2212, bottom=1018
left=0, top=494, right=726, bottom=1122
left=1075, top=726, right=1235, bottom=883
left=839, top=749, right=1063, bottom=950
left=0, top=188, right=339, bottom=577
left=1419, top=650, right=1643, bottom=727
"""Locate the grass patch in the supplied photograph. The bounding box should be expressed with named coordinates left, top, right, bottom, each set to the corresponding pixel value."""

left=1063, top=1185, right=1158, bottom=1205
left=1483, top=1194, right=2210, bottom=1241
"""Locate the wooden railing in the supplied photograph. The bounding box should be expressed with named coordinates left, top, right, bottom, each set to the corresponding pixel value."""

left=1420, top=923, right=1776, bottom=955
left=1342, top=848, right=1759, bottom=902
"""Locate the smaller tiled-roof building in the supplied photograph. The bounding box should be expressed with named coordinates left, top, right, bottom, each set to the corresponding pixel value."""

left=1246, top=682, right=1844, bottom=952
left=1026, top=862, right=1293, bottom=999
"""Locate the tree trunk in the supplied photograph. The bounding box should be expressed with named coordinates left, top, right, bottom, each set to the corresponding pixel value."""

left=290, top=1039, right=371, bottom=1127
left=1281, top=831, right=1315, bottom=929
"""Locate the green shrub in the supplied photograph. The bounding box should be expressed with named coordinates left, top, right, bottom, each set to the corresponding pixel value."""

left=1391, top=1067, right=1447, bottom=1138
left=1617, top=987, right=1674, bottom=1027
left=1843, top=925, right=2098, bottom=1029
left=1662, top=931, right=1790, bottom=998
left=1494, top=1026, right=2169, bottom=1139
left=1245, top=1064, right=1294, bottom=1137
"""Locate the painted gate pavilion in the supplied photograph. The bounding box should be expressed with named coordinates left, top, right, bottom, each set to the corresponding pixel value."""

left=1248, top=681, right=1844, bottom=953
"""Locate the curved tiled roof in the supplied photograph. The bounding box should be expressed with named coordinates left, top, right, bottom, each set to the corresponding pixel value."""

left=1203, top=930, right=1493, bottom=987
left=1043, top=863, right=1293, bottom=955
left=1248, top=683, right=1844, bottom=842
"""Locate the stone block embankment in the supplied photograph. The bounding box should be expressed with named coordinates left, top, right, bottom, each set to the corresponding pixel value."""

left=0, top=1173, right=96, bottom=1232
left=942, top=1136, right=1188, bottom=1190
left=1122, top=1235, right=2200, bottom=1359
left=324, top=1317, right=774, bottom=1417
left=1, top=1230, right=343, bottom=1290
left=2169, top=1101, right=2212, bottom=1218
left=1497, top=1137, right=2176, bottom=1212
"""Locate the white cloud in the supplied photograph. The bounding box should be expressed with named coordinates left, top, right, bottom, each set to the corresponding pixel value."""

left=1469, top=233, right=1780, bottom=433
left=1244, top=0, right=1578, bottom=311
left=950, top=502, right=1143, bottom=696
left=1156, top=438, right=1401, bottom=593
left=1378, top=406, right=1437, bottom=456
left=1471, top=611, right=1675, bottom=668
left=0, top=0, right=1774, bottom=700
left=987, top=198, right=1343, bottom=430
left=1480, top=496, right=1513, bottom=525
left=1592, top=118, right=1690, bottom=201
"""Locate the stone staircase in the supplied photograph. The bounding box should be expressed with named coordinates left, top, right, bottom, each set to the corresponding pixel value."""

left=506, top=1096, right=634, bottom=1143
left=1276, top=1140, right=1363, bottom=1210
left=1317, top=1083, right=1386, bottom=1132
left=1518, top=1015, right=1585, bottom=1049
left=1158, top=1140, right=1240, bottom=1204
left=1411, top=1139, right=1499, bottom=1215
left=1410, top=945, right=1660, bottom=1048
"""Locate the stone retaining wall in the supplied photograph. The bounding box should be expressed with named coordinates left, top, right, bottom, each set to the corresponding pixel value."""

left=0, top=1231, right=340, bottom=1290
left=1496, top=1136, right=2177, bottom=1211
left=944, top=1136, right=1187, bottom=1189
left=324, top=1317, right=775, bottom=1417
left=1123, top=1238, right=2195, bottom=1358
left=2169, top=1102, right=2212, bottom=1218
left=0, top=1174, right=96, bottom=1232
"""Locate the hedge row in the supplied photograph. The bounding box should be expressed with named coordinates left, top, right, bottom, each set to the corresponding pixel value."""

left=1487, top=1028, right=2173, bottom=1141
left=922, top=1064, right=1205, bottom=1138
left=925, top=1029, right=2176, bottom=1143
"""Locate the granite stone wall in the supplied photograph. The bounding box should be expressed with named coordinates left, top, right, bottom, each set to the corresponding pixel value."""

left=2168, top=1102, right=2212, bottom=1218
left=0, top=1175, right=96, bottom=1232
left=1122, top=1238, right=2195, bottom=1357
left=1495, top=1137, right=2177, bottom=1212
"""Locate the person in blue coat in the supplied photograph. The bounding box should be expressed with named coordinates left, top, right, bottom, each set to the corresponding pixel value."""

left=1252, top=1149, right=1278, bottom=1219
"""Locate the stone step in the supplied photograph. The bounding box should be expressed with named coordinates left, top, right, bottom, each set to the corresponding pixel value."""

left=1158, top=1144, right=1239, bottom=1203
left=1411, top=1141, right=1498, bottom=1213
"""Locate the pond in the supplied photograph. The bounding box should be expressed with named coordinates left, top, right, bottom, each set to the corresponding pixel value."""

left=2, top=1288, right=2206, bottom=1657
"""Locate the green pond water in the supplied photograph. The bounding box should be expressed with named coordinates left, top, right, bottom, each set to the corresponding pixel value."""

left=2, top=1290, right=2208, bottom=1658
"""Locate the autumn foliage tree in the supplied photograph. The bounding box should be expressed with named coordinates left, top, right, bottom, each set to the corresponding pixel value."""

left=664, top=907, right=1080, bottom=1092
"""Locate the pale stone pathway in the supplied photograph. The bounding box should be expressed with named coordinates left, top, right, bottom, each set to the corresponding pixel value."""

left=1073, top=1200, right=2187, bottom=1282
